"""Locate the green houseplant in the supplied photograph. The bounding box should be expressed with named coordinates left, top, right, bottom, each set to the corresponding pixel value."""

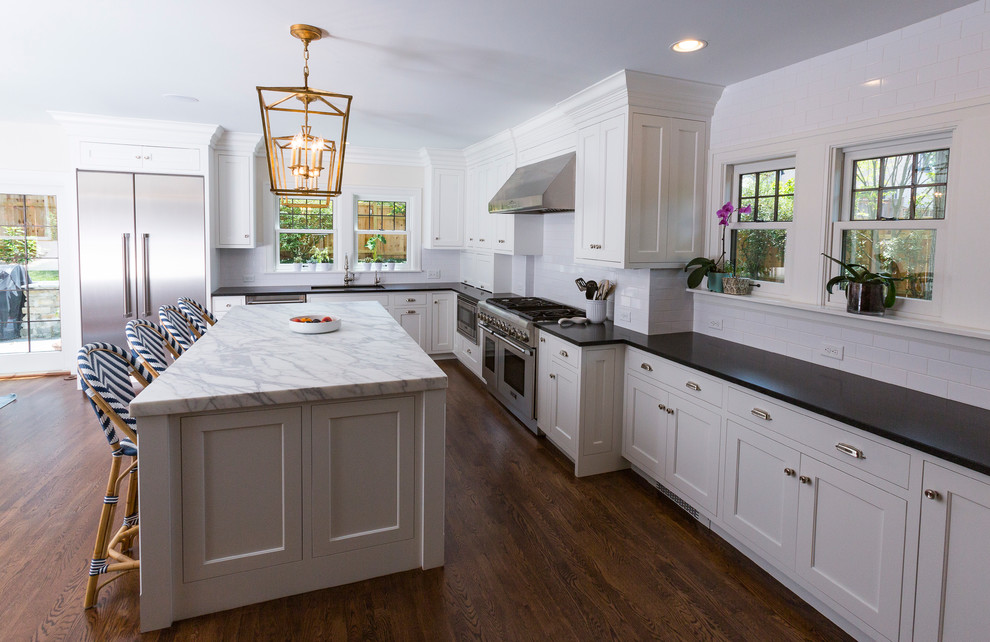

left=309, top=246, right=332, bottom=271
left=365, top=234, right=386, bottom=268
left=822, top=253, right=902, bottom=316
left=685, top=202, right=751, bottom=291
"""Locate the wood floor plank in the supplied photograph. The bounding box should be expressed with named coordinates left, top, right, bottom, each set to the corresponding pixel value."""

left=1, top=362, right=851, bottom=640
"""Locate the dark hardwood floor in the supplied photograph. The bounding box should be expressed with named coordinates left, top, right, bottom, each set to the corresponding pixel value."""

left=1, top=363, right=851, bottom=641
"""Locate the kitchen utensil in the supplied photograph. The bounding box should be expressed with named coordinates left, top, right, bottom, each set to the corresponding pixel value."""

left=602, top=281, right=615, bottom=300
left=557, top=316, right=590, bottom=327
left=597, top=279, right=611, bottom=300
left=585, top=280, right=598, bottom=300
left=575, top=277, right=587, bottom=292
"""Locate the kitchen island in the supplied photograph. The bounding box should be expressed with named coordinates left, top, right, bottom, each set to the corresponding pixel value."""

left=129, top=301, right=447, bottom=631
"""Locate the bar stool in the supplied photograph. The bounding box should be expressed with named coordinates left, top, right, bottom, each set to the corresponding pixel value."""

left=77, top=342, right=152, bottom=609
left=178, top=297, right=217, bottom=336
left=159, top=304, right=199, bottom=351
left=125, top=319, right=181, bottom=378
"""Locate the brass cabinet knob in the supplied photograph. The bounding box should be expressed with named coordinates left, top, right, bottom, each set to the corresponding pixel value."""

left=559, top=350, right=568, bottom=358
left=549, top=373, right=556, bottom=379
left=784, top=468, right=795, bottom=477
left=666, top=407, right=674, bottom=415
left=924, top=489, right=941, bottom=500
left=799, top=475, right=812, bottom=485
left=658, top=404, right=666, bottom=411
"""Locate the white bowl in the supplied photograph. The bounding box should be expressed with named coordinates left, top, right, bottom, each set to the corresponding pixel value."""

left=288, top=315, right=341, bottom=334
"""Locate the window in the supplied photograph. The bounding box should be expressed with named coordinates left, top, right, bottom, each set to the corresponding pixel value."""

left=276, top=198, right=334, bottom=267
left=833, top=138, right=949, bottom=311
left=0, top=193, right=60, bottom=353
left=355, top=199, right=408, bottom=268
left=729, top=160, right=795, bottom=289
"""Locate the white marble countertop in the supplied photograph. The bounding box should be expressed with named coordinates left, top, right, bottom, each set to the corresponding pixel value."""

left=130, top=301, right=448, bottom=417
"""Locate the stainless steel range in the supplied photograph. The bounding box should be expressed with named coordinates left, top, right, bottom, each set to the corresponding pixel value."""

left=478, top=296, right=585, bottom=434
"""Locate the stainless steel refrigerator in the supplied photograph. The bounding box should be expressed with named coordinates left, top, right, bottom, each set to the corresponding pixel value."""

left=77, top=171, right=206, bottom=348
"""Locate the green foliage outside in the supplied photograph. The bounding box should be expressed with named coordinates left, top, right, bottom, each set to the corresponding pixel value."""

left=0, top=227, right=40, bottom=264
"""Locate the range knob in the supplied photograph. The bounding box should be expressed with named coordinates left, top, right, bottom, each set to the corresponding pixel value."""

left=521, top=331, right=529, bottom=342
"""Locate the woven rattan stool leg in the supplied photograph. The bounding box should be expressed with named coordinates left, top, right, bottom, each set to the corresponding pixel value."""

left=85, top=453, right=122, bottom=609
left=121, top=461, right=139, bottom=551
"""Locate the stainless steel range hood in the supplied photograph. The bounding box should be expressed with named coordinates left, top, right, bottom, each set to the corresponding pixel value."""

left=488, top=152, right=575, bottom=214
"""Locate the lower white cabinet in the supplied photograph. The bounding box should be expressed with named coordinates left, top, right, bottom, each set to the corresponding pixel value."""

left=211, top=295, right=245, bottom=319
left=453, top=332, right=482, bottom=378
left=721, top=419, right=906, bottom=641
left=429, top=292, right=454, bottom=353
left=538, top=334, right=625, bottom=477
left=393, top=306, right=427, bottom=347
left=914, top=462, right=990, bottom=640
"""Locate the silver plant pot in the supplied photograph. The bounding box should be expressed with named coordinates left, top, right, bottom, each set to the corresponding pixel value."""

left=846, top=282, right=886, bottom=316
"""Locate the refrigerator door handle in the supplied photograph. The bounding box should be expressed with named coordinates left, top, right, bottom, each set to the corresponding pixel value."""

left=122, top=233, right=133, bottom=318
left=143, top=233, right=152, bottom=317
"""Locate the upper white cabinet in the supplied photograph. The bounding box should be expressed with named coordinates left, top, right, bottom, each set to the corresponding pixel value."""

left=80, top=141, right=202, bottom=172
left=914, top=461, right=990, bottom=640
left=574, top=112, right=706, bottom=268
left=561, top=70, right=720, bottom=269
left=214, top=133, right=262, bottom=249
left=422, top=149, right=465, bottom=249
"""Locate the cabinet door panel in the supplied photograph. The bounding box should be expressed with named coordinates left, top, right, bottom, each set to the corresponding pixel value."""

left=311, top=397, right=415, bottom=557
left=429, top=293, right=454, bottom=353
left=915, top=462, right=990, bottom=640
left=627, top=113, right=666, bottom=261
left=663, top=119, right=706, bottom=263
left=665, top=392, right=721, bottom=515
left=181, top=407, right=303, bottom=581
left=395, top=307, right=427, bottom=349
left=622, top=373, right=666, bottom=479
left=547, top=363, right=579, bottom=459
left=599, top=115, right=627, bottom=263
left=722, top=421, right=800, bottom=567
left=796, top=455, right=906, bottom=641
left=580, top=348, right=617, bottom=457
left=574, top=125, right=602, bottom=261
left=216, top=153, right=254, bottom=247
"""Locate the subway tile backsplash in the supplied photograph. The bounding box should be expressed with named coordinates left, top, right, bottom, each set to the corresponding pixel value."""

left=694, top=296, right=990, bottom=412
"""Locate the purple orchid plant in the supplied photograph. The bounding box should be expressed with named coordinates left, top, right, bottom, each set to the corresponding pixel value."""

left=684, top=201, right=753, bottom=289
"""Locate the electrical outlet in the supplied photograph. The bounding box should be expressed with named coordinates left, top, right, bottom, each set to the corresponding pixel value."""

left=427, top=269, right=441, bottom=279
left=243, top=274, right=255, bottom=283
left=707, top=318, right=723, bottom=331
left=821, top=342, right=844, bottom=360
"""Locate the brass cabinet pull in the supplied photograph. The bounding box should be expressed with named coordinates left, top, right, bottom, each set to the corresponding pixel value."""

left=924, top=489, right=941, bottom=500
left=835, top=443, right=865, bottom=459
left=406, top=298, right=416, bottom=302
left=685, top=381, right=701, bottom=391
left=640, top=363, right=653, bottom=372
left=559, top=350, right=568, bottom=358
left=539, top=337, right=545, bottom=343
left=549, top=373, right=556, bottom=379
left=406, top=310, right=417, bottom=314
left=799, top=475, right=812, bottom=485
left=751, top=408, right=772, bottom=421
left=658, top=404, right=666, bottom=411
left=466, top=348, right=472, bottom=355
left=784, top=468, right=795, bottom=477
left=666, top=407, right=674, bottom=415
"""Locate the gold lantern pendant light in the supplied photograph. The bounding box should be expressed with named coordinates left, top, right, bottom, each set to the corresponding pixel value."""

left=257, top=24, right=352, bottom=207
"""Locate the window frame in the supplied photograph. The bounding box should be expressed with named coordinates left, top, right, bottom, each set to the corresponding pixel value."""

left=344, top=187, right=422, bottom=272
left=273, top=197, right=338, bottom=272
left=728, top=158, right=797, bottom=298
left=829, top=134, right=951, bottom=319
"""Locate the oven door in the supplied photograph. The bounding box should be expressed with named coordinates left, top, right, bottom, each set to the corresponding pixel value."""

left=481, top=325, right=535, bottom=424
left=456, top=295, right=478, bottom=343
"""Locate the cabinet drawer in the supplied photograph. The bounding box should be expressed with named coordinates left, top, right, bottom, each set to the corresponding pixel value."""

left=626, top=348, right=723, bottom=408
left=391, top=292, right=427, bottom=306
left=540, top=333, right=579, bottom=369
left=727, top=387, right=911, bottom=488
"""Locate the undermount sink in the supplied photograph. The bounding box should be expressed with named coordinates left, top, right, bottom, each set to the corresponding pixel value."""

left=309, top=285, right=386, bottom=291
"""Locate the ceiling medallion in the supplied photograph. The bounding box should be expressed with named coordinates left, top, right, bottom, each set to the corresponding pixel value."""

left=257, top=24, right=352, bottom=207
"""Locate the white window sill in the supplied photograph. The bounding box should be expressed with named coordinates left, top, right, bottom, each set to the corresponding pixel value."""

left=688, top=288, right=990, bottom=344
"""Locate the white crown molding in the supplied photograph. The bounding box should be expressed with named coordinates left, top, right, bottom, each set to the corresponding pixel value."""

left=419, top=148, right=466, bottom=169
left=512, top=106, right=574, bottom=154
left=464, top=129, right=515, bottom=166
left=48, top=111, right=222, bottom=146
left=215, top=131, right=263, bottom=154
left=344, top=146, right=424, bottom=166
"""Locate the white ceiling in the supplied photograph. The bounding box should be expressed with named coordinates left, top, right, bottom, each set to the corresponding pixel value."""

left=3, top=0, right=976, bottom=150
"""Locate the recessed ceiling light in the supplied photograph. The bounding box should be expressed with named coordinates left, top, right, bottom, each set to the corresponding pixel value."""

left=162, top=94, right=200, bottom=103
left=671, top=39, right=707, bottom=53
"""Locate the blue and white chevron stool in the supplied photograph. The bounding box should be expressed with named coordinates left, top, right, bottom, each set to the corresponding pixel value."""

left=159, top=304, right=199, bottom=351
left=77, top=342, right=152, bottom=609
left=177, top=297, right=217, bottom=337
left=125, top=319, right=181, bottom=378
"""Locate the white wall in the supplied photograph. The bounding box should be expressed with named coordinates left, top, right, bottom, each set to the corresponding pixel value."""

left=697, top=0, right=990, bottom=411
left=0, top=122, right=70, bottom=171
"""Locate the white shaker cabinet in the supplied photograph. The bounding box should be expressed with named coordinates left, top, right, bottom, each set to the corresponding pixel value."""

left=211, top=295, right=245, bottom=319
left=215, top=153, right=257, bottom=248
left=914, top=462, right=990, bottom=640
left=423, top=166, right=465, bottom=249
left=574, top=113, right=706, bottom=269
left=622, top=372, right=668, bottom=480
left=429, top=292, right=455, bottom=354
left=393, top=306, right=428, bottom=348
left=79, top=141, right=202, bottom=172
left=538, top=333, right=625, bottom=477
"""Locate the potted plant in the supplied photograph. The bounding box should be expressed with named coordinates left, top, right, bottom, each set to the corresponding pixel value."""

left=290, top=250, right=305, bottom=271
left=310, top=246, right=332, bottom=271
left=684, top=202, right=751, bottom=292
left=822, top=253, right=902, bottom=316
left=365, top=234, right=386, bottom=270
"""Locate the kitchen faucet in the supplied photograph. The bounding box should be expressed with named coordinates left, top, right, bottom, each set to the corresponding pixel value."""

left=343, top=254, right=355, bottom=286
